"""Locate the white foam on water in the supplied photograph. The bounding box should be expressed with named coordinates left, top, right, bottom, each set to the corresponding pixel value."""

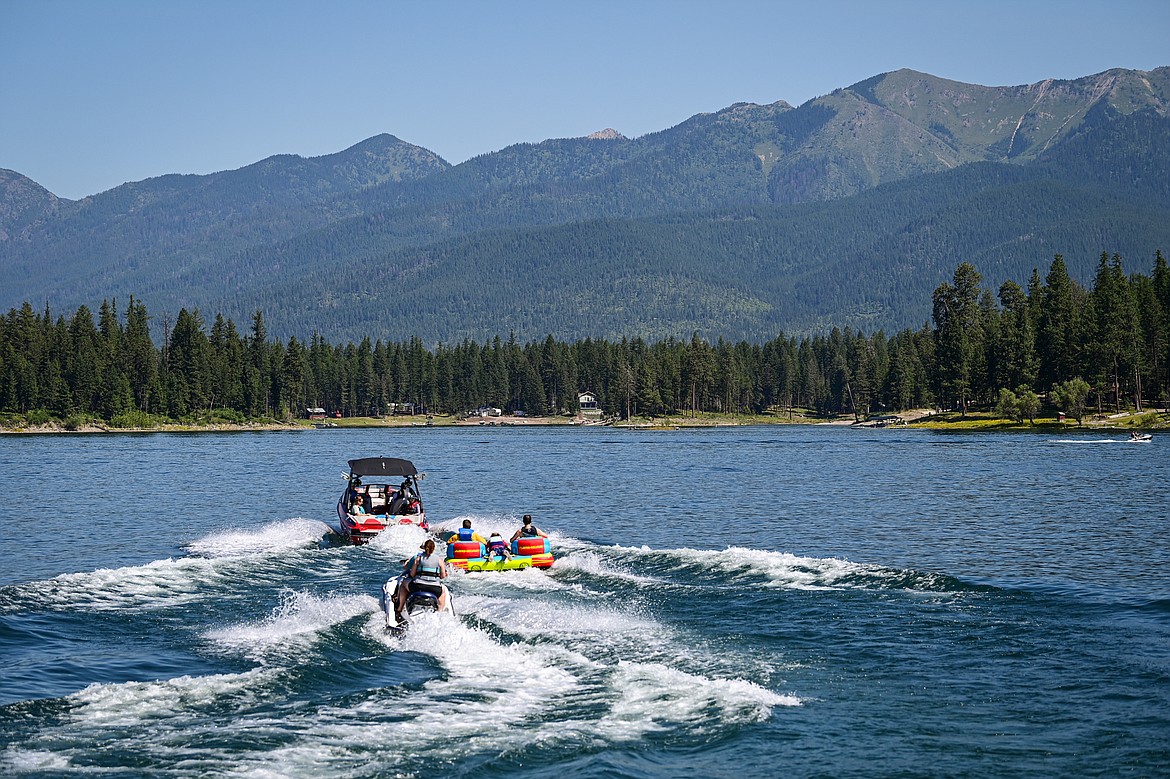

left=436, top=512, right=530, bottom=539
left=517, top=662, right=800, bottom=751
left=4, top=555, right=221, bottom=611
left=364, top=521, right=433, bottom=558
left=613, top=543, right=874, bottom=590
left=550, top=549, right=667, bottom=586
left=205, top=590, right=377, bottom=660
left=186, top=517, right=330, bottom=558
left=0, top=518, right=342, bottom=614
left=571, top=660, right=799, bottom=743
left=712, top=546, right=873, bottom=589
left=0, top=749, right=72, bottom=772
left=470, top=595, right=664, bottom=643
left=68, top=667, right=275, bottom=727
left=0, top=667, right=303, bottom=776
left=4, top=576, right=800, bottom=777
left=230, top=610, right=585, bottom=774
left=455, top=565, right=574, bottom=594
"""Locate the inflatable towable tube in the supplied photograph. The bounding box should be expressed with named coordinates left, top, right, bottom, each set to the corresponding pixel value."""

left=444, top=535, right=555, bottom=571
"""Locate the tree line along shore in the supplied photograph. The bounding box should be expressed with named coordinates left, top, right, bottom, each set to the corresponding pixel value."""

left=2, top=251, right=1169, bottom=433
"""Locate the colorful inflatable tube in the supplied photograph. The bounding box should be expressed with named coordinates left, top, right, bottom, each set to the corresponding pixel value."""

left=444, top=536, right=555, bottom=571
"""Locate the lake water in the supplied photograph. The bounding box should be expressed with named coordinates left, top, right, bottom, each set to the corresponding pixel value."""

left=1, top=426, right=1167, bottom=777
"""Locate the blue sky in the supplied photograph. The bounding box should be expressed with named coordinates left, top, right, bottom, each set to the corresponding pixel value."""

left=3, top=0, right=1168, bottom=200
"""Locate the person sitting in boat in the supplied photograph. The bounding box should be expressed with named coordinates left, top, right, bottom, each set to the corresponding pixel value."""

left=350, top=494, right=368, bottom=514
left=1131, top=430, right=1142, bottom=440
left=510, top=514, right=548, bottom=542
left=386, top=479, right=418, bottom=515
left=486, top=532, right=512, bottom=561
left=397, top=538, right=448, bottom=617
left=456, top=519, right=488, bottom=545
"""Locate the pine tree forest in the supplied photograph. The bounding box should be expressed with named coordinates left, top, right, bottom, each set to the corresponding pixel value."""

left=2, top=252, right=1168, bottom=428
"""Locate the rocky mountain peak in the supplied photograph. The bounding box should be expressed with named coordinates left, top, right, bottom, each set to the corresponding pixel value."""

left=586, top=128, right=627, bottom=141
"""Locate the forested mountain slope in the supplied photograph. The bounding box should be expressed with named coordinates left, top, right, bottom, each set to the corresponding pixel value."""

left=2, top=67, right=1167, bottom=342
left=1, top=135, right=449, bottom=308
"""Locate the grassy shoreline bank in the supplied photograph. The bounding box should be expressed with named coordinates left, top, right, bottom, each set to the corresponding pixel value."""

left=3, top=407, right=1166, bottom=434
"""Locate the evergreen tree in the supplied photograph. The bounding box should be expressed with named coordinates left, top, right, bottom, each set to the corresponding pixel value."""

left=1037, top=255, right=1083, bottom=390
left=1089, top=253, right=1142, bottom=410
left=166, top=308, right=211, bottom=417
left=245, top=310, right=270, bottom=417
left=1149, top=250, right=1170, bottom=402
left=124, top=297, right=160, bottom=413
left=996, top=280, right=1039, bottom=391
left=932, top=262, right=984, bottom=415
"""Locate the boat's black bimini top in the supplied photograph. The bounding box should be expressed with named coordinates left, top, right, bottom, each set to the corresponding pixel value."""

left=348, top=457, right=419, bottom=478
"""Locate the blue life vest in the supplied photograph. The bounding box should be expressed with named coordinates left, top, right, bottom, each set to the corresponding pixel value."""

left=458, top=527, right=474, bottom=541
left=414, top=552, right=444, bottom=584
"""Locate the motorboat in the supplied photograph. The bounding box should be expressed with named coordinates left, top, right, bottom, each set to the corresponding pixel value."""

left=380, top=575, right=454, bottom=632
left=444, top=532, right=555, bottom=571
left=337, top=457, right=427, bottom=544
left=1128, top=432, right=1153, bottom=442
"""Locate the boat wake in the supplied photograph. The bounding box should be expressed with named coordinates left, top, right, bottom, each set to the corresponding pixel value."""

left=185, top=517, right=331, bottom=558
left=10, top=521, right=1001, bottom=775
left=0, top=518, right=346, bottom=614
left=587, top=542, right=972, bottom=593
left=206, top=589, right=377, bottom=662
left=1053, top=438, right=1152, bottom=444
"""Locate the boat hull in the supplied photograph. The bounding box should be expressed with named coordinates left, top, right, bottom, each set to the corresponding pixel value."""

left=337, top=499, right=427, bottom=544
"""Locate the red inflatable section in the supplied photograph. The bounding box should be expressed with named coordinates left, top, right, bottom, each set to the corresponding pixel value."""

left=514, top=537, right=550, bottom=555
left=528, top=553, right=555, bottom=568
left=448, top=541, right=485, bottom=560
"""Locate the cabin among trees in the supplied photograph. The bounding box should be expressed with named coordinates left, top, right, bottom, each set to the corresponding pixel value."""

left=578, top=391, right=601, bottom=416
left=1, top=252, right=1168, bottom=426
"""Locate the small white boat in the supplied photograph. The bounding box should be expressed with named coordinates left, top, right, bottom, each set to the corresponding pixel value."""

left=336, top=457, right=427, bottom=544
left=1128, top=432, right=1153, bottom=442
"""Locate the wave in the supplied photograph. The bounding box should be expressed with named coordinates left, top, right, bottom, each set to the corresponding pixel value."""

left=0, top=556, right=221, bottom=613
left=68, top=667, right=277, bottom=723
left=461, top=593, right=666, bottom=643
left=547, top=550, right=669, bottom=586
left=592, top=542, right=974, bottom=593
left=0, top=529, right=805, bottom=775
left=572, top=660, right=798, bottom=742
left=184, top=517, right=331, bottom=558
left=205, top=589, right=377, bottom=661
left=0, top=518, right=341, bottom=614
left=1052, top=438, right=1151, bottom=444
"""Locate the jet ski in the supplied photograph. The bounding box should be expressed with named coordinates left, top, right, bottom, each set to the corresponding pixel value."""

left=380, top=575, right=454, bottom=632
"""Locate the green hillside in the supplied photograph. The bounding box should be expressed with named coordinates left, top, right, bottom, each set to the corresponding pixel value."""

left=2, top=67, right=1168, bottom=343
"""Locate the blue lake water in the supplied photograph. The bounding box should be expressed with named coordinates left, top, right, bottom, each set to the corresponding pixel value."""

left=1, top=426, right=1168, bottom=777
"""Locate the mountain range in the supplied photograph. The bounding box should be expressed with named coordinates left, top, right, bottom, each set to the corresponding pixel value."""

left=3, top=66, right=1169, bottom=343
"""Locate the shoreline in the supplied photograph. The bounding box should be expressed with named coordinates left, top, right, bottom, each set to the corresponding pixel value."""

left=2, top=407, right=1165, bottom=435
